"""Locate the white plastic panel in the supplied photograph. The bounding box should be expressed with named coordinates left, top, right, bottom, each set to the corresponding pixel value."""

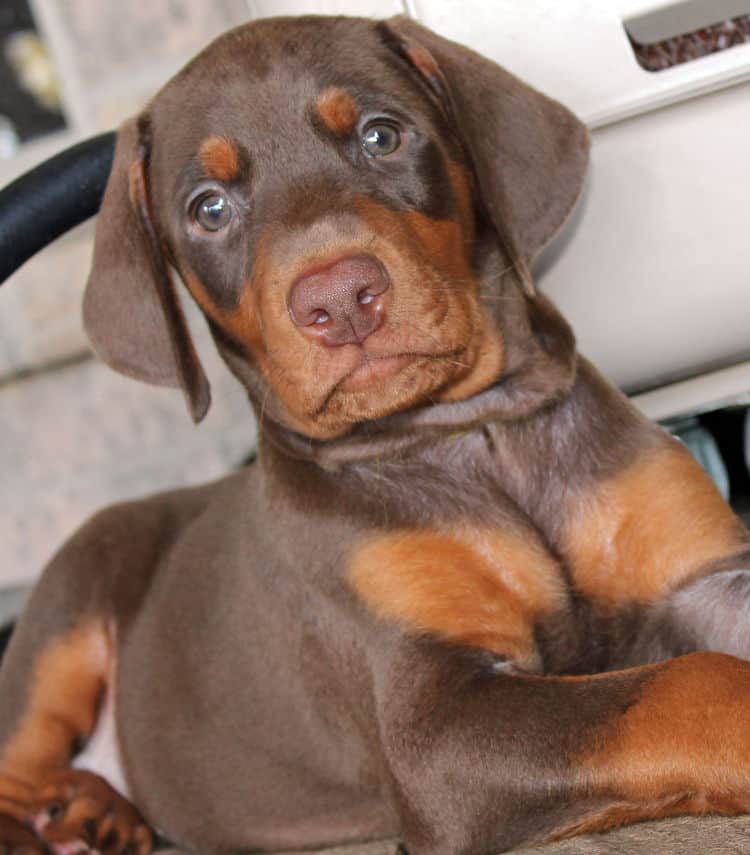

left=633, top=360, right=750, bottom=421
left=406, top=0, right=750, bottom=126
left=404, top=0, right=750, bottom=415
left=248, top=0, right=405, bottom=18
left=620, top=0, right=750, bottom=44
left=538, top=79, right=750, bottom=393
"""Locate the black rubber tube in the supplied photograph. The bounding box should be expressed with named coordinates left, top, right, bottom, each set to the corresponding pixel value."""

left=0, top=131, right=116, bottom=285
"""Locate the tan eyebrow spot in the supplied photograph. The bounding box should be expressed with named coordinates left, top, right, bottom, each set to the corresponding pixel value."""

left=316, top=87, right=359, bottom=135
left=199, top=135, right=241, bottom=182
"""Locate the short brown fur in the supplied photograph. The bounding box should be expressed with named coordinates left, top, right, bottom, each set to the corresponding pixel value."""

left=0, top=777, right=33, bottom=823
left=5, top=15, right=750, bottom=855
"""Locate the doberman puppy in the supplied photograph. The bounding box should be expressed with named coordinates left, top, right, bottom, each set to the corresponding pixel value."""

left=2, top=14, right=750, bottom=855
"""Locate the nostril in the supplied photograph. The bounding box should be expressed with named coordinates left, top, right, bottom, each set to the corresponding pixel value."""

left=288, top=254, right=390, bottom=343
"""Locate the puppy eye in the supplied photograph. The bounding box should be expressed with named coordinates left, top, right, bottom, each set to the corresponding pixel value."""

left=193, top=193, right=233, bottom=231
left=362, top=122, right=402, bottom=157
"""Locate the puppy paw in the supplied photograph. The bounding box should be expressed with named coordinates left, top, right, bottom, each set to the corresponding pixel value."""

left=0, top=814, right=45, bottom=855
left=32, top=770, right=152, bottom=855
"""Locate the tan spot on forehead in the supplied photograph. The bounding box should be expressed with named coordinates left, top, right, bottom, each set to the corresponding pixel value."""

left=316, top=87, right=359, bottom=135
left=199, top=135, right=241, bottom=182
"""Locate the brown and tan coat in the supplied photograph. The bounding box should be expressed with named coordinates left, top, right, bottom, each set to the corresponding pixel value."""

left=1, top=15, right=750, bottom=855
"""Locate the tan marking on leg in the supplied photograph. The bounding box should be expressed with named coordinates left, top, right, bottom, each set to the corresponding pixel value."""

left=315, top=87, right=359, bottom=135
left=0, top=625, right=152, bottom=852
left=350, top=526, right=566, bottom=670
left=0, top=776, right=33, bottom=803
left=198, top=135, right=241, bottom=182
left=554, top=652, right=750, bottom=838
left=562, top=441, right=748, bottom=606
left=0, top=774, right=34, bottom=825
left=551, top=791, right=750, bottom=841
left=584, top=653, right=750, bottom=795
left=0, top=620, right=110, bottom=781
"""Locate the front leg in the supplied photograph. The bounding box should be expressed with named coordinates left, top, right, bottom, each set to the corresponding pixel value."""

left=351, top=521, right=750, bottom=853
left=626, top=562, right=750, bottom=665
left=0, top=613, right=153, bottom=855
left=0, top=779, right=41, bottom=855
left=0, top=593, right=153, bottom=854
left=561, top=437, right=750, bottom=665
left=374, top=638, right=750, bottom=855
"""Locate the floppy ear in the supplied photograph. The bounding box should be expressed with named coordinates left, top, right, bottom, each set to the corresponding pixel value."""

left=83, top=118, right=211, bottom=422
left=381, top=17, right=590, bottom=295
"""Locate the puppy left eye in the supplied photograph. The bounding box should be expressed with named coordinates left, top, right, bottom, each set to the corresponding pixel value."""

left=193, top=193, right=234, bottom=231
left=362, top=122, right=402, bottom=157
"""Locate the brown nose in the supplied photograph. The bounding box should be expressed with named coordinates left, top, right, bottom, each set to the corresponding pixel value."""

left=288, top=255, right=389, bottom=346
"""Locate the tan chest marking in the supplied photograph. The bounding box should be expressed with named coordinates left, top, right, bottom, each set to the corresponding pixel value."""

left=563, top=442, right=748, bottom=606
left=349, top=526, right=567, bottom=671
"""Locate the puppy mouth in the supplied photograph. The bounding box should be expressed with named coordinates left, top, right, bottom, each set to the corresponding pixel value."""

left=338, top=353, right=413, bottom=393
left=291, top=340, right=487, bottom=437
left=319, top=345, right=467, bottom=406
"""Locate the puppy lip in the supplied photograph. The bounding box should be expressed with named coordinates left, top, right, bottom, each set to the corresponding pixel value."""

left=333, top=342, right=470, bottom=396
left=306, top=345, right=468, bottom=421
left=339, top=353, right=412, bottom=393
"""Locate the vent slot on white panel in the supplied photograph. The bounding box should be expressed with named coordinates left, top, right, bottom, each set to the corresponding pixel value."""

left=625, top=0, right=750, bottom=71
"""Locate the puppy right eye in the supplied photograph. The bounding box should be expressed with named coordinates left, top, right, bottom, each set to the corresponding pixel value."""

left=193, top=193, right=233, bottom=231
left=361, top=122, right=402, bottom=158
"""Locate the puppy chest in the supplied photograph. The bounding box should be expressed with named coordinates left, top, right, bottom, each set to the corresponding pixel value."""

left=348, top=525, right=569, bottom=672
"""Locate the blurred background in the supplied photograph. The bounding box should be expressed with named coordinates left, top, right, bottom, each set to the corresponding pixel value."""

left=0, top=0, right=749, bottom=612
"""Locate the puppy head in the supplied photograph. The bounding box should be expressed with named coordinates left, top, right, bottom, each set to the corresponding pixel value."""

left=84, top=16, right=588, bottom=439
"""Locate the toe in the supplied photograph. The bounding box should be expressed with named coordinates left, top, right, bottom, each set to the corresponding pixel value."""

left=0, top=814, right=45, bottom=855
left=32, top=772, right=153, bottom=855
